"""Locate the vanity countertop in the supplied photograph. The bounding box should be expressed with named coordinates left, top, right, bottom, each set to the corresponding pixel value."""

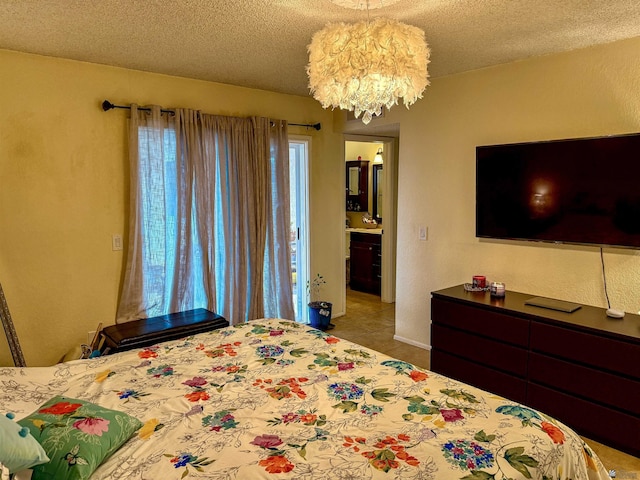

left=346, top=227, right=383, bottom=235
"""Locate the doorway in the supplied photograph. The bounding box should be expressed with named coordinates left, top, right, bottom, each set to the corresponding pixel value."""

left=343, top=135, right=398, bottom=307
left=289, top=137, right=310, bottom=322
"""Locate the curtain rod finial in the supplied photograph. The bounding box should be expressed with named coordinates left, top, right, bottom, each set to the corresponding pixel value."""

left=102, top=100, right=115, bottom=111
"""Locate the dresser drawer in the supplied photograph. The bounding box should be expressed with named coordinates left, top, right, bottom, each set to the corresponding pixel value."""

left=431, top=298, right=529, bottom=347
left=530, top=322, right=640, bottom=379
left=527, top=383, right=640, bottom=458
left=529, top=352, right=640, bottom=416
left=432, top=350, right=527, bottom=403
left=432, top=323, right=528, bottom=377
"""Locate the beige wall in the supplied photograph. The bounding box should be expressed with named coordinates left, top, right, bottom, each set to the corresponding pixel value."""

left=345, top=141, right=380, bottom=163
left=0, top=49, right=344, bottom=366
left=3, top=35, right=640, bottom=365
left=384, top=36, right=640, bottom=348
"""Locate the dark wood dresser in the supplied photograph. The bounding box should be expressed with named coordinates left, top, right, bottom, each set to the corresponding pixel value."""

left=431, top=284, right=640, bottom=458
left=101, top=309, right=228, bottom=354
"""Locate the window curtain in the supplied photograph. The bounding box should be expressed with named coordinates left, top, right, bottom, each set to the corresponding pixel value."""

left=116, top=105, right=295, bottom=325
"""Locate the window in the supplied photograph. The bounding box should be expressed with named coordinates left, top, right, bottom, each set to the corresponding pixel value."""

left=118, top=108, right=294, bottom=324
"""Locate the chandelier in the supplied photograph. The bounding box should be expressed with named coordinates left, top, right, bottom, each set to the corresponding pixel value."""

left=307, top=13, right=430, bottom=124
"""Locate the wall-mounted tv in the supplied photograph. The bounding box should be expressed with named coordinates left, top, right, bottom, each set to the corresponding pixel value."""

left=476, top=133, right=640, bottom=249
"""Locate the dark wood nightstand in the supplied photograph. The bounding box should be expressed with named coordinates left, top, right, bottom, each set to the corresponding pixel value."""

left=100, top=309, right=228, bottom=354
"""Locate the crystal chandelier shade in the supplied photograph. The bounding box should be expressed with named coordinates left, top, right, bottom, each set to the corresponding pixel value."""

left=307, top=17, right=430, bottom=124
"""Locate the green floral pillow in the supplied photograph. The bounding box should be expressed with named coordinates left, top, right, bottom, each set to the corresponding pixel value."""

left=18, top=396, right=143, bottom=480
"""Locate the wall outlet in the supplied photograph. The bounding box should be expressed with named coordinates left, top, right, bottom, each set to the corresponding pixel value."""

left=112, top=234, right=123, bottom=251
left=419, top=226, right=428, bottom=241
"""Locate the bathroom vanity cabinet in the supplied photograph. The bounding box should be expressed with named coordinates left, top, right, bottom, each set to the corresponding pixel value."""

left=349, top=231, right=381, bottom=295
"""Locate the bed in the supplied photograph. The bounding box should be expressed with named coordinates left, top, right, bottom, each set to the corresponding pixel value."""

left=0, top=319, right=610, bottom=479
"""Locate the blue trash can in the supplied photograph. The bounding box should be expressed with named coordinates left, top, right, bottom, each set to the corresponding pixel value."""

left=308, top=301, right=332, bottom=330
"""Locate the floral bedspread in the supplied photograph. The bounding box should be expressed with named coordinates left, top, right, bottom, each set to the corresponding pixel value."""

left=0, top=319, right=610, bottom=479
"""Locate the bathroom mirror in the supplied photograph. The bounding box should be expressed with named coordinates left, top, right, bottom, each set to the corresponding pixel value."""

left=348, top=166, right=359, bottom=195
left=346, top=160, right=368, bottom=211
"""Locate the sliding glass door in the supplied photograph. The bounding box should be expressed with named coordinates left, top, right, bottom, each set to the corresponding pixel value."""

left=289, top=138, right=310, bottom=322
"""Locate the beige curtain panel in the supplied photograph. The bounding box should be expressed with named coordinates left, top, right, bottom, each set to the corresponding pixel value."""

left=116, top=105, right=294, bottom=325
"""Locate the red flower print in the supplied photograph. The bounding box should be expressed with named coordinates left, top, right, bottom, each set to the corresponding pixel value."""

left=324, top=336, right=340, bottom=344
left=440, top=408, right=464, bottom=422
left=374, top=436, right=398, bottom=448
left=348, top=434, right=420, bottom=471
left=409, top=370, right=428, bottom=382
left=396, top=450, right=420, bottom=466
left=541, top=421, right=565, bottom=444
left=371, top=458, right=400, bottom=472
left=281, top=413, right=299, bottom=423
left=255, top=377, right=309, bottom=400
left=182, top=376, right=208, bottom=387
left=185, top=390, right=210, bottom=402
left=258, top=455, right=294, bottom=473
left=338, top=362, right=354, bottom=371
left=39, top=401, right=82, bottom=416
left=299, top=413, right=317, bottom=424
left=269, top=330, right=284, bottom=336
left=138, top=349, right=158, bottom=359
left=251, top=434, right=284, bottom=449
left=343, top=437, right=364, bottom=452
left=205, top=342, right=242, bottom=358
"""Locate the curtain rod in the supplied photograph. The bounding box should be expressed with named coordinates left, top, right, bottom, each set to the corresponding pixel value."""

left=102, top=100, right=321, bottom=131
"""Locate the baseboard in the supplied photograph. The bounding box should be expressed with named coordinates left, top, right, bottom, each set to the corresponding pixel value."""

left=393, top=334, right=431, bottom=350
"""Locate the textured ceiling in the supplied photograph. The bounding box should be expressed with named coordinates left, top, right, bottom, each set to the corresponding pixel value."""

left=1, top=0, right=640, bottom=98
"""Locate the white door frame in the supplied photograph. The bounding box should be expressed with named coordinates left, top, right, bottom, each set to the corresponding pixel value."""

left=343, top=134, right=398, bottom=304
left=289, top=135, right=311, bottom=321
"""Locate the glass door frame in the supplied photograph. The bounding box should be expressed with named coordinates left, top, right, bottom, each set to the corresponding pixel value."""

left=289, top=136, right=311, bottom=322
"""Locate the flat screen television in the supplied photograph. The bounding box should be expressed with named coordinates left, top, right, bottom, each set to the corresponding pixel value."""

left=476, top=133, right=640, bottom=249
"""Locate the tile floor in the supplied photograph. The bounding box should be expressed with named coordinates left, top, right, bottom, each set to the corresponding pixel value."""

left=331, top=288, right=640, bottom=478
left=331, top=288, right=429, bottom=369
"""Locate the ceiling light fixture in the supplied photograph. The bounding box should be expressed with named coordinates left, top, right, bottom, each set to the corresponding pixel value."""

left=307, top=2, right=430, bottom=124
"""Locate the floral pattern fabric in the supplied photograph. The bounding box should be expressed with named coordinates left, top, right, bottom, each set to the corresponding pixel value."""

left=0, top=319, right=610, bottom=480
left=16, top=395, right=142, bottom=480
